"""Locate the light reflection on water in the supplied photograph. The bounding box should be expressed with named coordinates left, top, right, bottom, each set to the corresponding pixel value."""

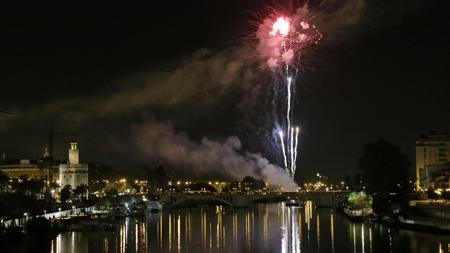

left=51, top=201, right=450, bottom=253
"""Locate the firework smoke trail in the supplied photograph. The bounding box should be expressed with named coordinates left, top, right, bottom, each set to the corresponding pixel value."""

left=278, top=130, right=288, bottom=174
left=257, top=6, right=322, bottom=178
left=293, top=127, right=299, bottom=174
left=286, top=76, right=292, bottom=173
left=290, top=126, right=294, bottom=174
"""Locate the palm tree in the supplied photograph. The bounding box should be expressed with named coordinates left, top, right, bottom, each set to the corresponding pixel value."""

left=74, top=184, right=88, bottom=201
left=60, top=185, right=72, bottom=204
left=78, top=184, right=88, bottom=199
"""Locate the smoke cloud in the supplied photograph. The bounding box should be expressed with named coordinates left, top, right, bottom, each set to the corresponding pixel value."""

left=10, top=49, right=252, bottom=126
left=132, top=121, right=297, bottom=190
left=314, top=0, right=366, bottom=31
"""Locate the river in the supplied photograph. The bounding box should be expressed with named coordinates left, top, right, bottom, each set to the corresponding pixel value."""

left=50, top=201, right=450, bottom=253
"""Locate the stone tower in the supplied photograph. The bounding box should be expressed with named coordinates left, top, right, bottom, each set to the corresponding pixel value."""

left=59, top=142, right=89, bottom=190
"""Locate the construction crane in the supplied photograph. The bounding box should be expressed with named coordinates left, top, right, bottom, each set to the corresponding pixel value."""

left=48, top=122, right=78, bottom=160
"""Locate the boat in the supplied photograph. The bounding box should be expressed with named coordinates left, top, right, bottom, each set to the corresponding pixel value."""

left=111, top=205, right=127, bottom=218
left=147, top=201, right=162, bottom=213
left=343, top=207, right=373, bottom=222
left=126, top=202, right=147, bottom=217
left=343, top=191, right=373, bottom=222
left=381, top=216, right=450, bottom=234
left=285, top=198, right=303, bottom=207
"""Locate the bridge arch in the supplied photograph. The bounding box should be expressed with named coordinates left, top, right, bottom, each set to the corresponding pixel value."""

left=170, top=195, right=232, bottom=208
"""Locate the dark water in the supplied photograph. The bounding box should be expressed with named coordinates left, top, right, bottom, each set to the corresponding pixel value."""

left=51, top=201, right=450, bottom=253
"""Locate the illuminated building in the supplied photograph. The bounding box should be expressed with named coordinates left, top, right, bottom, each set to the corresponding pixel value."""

left=59, top=142, right=89, bottom=189
left=416, top=132, right=450, bottom=189
left=0, top=159, right=58, bottom=180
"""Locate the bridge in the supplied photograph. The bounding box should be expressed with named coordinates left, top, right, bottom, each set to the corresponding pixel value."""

left=301, top=191, right=349, bottom=207
left=160, top=191, right=350, bottom=208
left=162, top=194, right=252, bottom=208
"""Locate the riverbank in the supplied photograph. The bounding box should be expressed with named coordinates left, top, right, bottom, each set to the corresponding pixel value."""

left=0, top=217, right=59, bottom=253
left=376, top=215, right=450, bottom=235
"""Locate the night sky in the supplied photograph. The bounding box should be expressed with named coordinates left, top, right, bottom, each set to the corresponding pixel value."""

left=1, top=0, right=449, bottom=182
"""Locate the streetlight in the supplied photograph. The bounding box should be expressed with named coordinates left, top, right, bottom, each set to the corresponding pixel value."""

left=50, top=189, right=56, bottom=210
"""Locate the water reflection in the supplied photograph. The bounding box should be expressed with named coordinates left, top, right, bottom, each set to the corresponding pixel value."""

left=281, top=203, right=301, bottom=253
left=330, top=211, right=335, bottom=253
left=51, top=202, right=450, bottom=253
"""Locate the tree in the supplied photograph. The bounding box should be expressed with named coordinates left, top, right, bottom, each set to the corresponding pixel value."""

left=359, top=139, right=410, bottom=193
left=48, top=181, right=59, bottom=194
left=73, top=184, right=88, bottom=200
left=129, top=180, right=141, bottom=193
left=241, top=176, right=266, bottom=192
left=89, top=180, right=106, bottom=194
left=347, top=192, right=373, bottom=210
left=26, top=179, right=45, bottom=198
left=343, top=174, right=352, bottom=189
left=60, top=185, right=72, bottom=203
left=224, top=181, right=241, bottom=192
left=353, top=173, right=363, bottom=191
left=79, top=184, right=88, bottom=199
left=11, top=176, right=29, bottom=194
left=105, top=187, right=118, bottom=197
left=145, top=162, right=168, bottom=192
left=73, top=186, right=81, bottom=199
left=0, top=171, right=9, bottom=192
left=10, top=177, right=44, bottom=198
left=189, top=183, right=217, bottom=193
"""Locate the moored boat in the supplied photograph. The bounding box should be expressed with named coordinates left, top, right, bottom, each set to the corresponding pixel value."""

left=343, top=207, right=373, bottom=222
left=344, top=191, right=373, bottom=222
left=147, top=201, right=162, bottom=213
left=285, top=197, right=303, bottom=207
